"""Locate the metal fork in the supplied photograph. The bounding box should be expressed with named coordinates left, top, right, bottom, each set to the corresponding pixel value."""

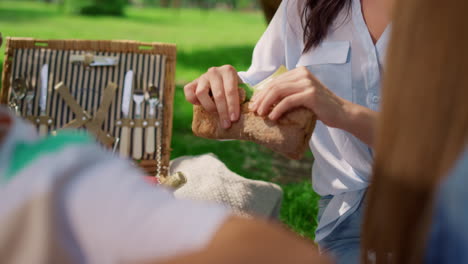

left=132, top=74, right=145, bottom=160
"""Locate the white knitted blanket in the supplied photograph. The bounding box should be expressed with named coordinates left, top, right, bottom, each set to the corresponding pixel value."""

left=170, top=154, right=283, bottom=219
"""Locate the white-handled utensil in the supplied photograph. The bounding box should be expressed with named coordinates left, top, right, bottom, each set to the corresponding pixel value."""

left=39, top=64, right=49, bottom=137
left=120, top=70, right=133, bottom=158
left=145, top=85, right=159, bottom=154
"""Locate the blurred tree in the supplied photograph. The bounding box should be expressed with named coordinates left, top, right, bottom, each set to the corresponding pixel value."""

left=79, top=0, right=128, bottom=16
left=160, top=0, right=170, bottom=7
left=229, top=0, right=237, bottom=9
left=173, top=0, right=182, bottom=8
left=140, top=0, right=157, bottom=7
left=60, top=0, right=278, bottom=23
left=258, top=0, right=281, bottom=23
left=59, top=0, right=90, bottom=14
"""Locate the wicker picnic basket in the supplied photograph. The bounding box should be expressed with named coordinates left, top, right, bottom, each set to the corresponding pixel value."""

left=1, top=37, right=176, bottom=177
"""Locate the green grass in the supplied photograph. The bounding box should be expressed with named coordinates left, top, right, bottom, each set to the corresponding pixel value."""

left=0, top=1, right=320, bottom=240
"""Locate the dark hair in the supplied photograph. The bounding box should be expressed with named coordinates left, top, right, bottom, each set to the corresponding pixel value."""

left=302, top=0, right=352, bottom=52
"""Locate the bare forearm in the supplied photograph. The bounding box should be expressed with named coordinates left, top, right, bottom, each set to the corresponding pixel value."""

left=153, top=217, right=331, bottom=264
left=341, top=101, right=378, bottom=147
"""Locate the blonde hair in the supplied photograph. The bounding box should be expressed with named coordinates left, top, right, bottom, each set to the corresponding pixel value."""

left=362, top=0, right=468, bottom=262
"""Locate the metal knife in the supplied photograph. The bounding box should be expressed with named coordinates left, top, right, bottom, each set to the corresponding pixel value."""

left=90, top=57, right=119, bottom=67
left=120, top=70, right=133, bottom=158
left=39, top=64, right=49, bottom=136
left=70, top=54, right=119, bottom=67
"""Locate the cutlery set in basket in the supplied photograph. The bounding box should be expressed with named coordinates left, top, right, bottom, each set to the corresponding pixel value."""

left=1, top=38, right=176, bottom=177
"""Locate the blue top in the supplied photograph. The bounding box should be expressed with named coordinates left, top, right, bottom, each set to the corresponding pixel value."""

left=426, top=149, right=468, bottom=263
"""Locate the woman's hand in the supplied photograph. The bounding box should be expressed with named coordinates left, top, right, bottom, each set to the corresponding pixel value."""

left=184, top=65, right=242, bottom=129
left=250, top=66, right=377, bottom=146
left=250, top=66, right=350, bottom=129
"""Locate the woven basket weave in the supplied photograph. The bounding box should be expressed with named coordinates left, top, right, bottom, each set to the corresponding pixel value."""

left=1, top=38, right=177, bottom=176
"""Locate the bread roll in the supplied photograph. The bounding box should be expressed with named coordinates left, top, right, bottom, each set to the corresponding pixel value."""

left=192, top=99, right=316, bottom=160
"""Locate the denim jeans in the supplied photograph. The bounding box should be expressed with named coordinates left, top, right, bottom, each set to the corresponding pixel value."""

left=425, top=150, right=468, bottom=263
left=316, top=194, right=366, bottom=264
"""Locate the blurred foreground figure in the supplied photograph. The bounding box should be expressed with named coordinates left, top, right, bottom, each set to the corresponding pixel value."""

left=361, top=0, right=468, bottom=262
left=0, top=107, right=330, bottom=264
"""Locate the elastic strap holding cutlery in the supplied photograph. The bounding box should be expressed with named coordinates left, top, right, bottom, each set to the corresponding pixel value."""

left=25, top=116, right=55, bottom=126
left=115, top=118, right=159, bottom=128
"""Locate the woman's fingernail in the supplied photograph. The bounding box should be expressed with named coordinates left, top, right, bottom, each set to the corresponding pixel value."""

left=249, top=103, right=256, bottom=111
left=223, top=119, right=231, bottom=129
left=230, top=113, right=236, bottom=122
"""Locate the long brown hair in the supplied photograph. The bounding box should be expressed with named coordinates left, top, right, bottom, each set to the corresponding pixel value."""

left=302, top=0, right=352, bottom=52
left=362, top=0, right=468, bottom=262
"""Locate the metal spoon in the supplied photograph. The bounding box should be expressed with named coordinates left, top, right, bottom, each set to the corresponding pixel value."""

left=12, top=77, right=27, bottom=100
left=147, top=85, right=160, bottom=116
left=11, top=77, right=27, bottom=114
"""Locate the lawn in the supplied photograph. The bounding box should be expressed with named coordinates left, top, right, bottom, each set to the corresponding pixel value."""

left=0, top=1, right=320, bottom=240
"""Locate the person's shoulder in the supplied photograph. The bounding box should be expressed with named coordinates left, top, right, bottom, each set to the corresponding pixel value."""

left=283, top=0, right=304, bottom=36
left=284, top=0, right=304, bottom=17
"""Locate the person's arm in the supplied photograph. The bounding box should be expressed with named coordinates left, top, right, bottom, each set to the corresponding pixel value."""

left=250, top=66, right=377, bottom=146
left=153, top=216, right=332, bottom=264
left=341, top=101, right=378, bottom=147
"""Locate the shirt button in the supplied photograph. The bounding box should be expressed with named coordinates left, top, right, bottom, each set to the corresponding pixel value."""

left=372, top=96, right=380, bottom=104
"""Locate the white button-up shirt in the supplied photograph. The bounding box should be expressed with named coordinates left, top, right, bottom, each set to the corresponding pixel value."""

left=239, top=0, right=390, bottom=241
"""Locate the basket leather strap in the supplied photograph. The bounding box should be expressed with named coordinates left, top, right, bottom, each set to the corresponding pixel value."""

left=55, top=83, right=92, bottom=128
left=85, top=82, right=118, bottom=147
left=92, top=82, right=118, bottom=126
left=54, top=82, right=116, bottom=147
